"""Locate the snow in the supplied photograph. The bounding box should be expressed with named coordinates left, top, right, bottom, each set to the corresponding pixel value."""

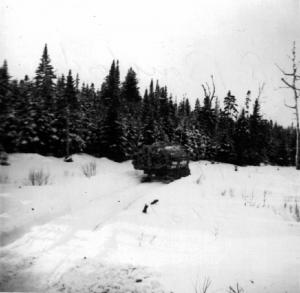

left=1, top=154, right=300, bottom=292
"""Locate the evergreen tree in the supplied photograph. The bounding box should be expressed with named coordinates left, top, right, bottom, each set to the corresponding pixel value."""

left=245, top=90, right=251, bottom=117
left=100, top=60, right=125, bottom=162
left=198, top=94, right=215, bottom=137
left=224, top=91, right=238, bottom=119
left=142, top=89, right=156, bottom=145
left=121, top=67, right=141, bottom=115
left=15, top=75, right=37, bottom=152
left=0, top=60, right=11, bottom=151
left=120, top=68, right=142, bottom=158
left=234, top=108, right=251, bottom=165
left=249, top=98, right=265, bottom=164
left=193, top=98, right=201, bottom=125
left=34, top=44, right=56, bottom=108
left=0, top=47, right=297, bottom=167
left=64, top=70, right=75, bottom=158
left=32, top=44, right=57, bottom=154
left=0, top=60, right=9, bottom=97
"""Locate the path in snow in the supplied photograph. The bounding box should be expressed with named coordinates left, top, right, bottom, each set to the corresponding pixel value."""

left=1, top=155, right=300, bottom=293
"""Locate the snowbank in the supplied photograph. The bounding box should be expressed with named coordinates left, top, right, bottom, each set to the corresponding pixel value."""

left=1, top=154, right=300, bottom=292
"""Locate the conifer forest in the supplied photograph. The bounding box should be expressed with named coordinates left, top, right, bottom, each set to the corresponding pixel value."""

left=0, top=44, right=297, bottom=166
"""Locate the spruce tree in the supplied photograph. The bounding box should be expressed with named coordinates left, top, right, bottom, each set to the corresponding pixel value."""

left=224, top=91, right=238, bottom=119
left=142, top=89, right=155, bottom=145
left=100, top=60, right=125, bottom=162
left=234, top=108, right=251, bottom=165
left=0, top=60, right=11, bottom=151
left=198, top=94, right=216, bottom=138
left=35, top=44, right=56, bottom=107
left=15, top=75, right=37, bottom=152
left=63, top=70, right=84, bottom=159
left=121, top=67, right=141, bottom=115
left=249, top=98, right=264, bottom=164
left=121, top=68, right=142, bottom=158
left=33, top=44, right=57, bottom=154
left=245, top=90, right=251, bottom=117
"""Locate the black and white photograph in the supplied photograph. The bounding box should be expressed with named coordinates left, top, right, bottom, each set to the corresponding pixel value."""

left=0, top=0, right=300, bottom=292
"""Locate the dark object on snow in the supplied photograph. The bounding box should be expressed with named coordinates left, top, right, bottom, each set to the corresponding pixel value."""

left=132, top=142, right=190, bottom=182
left=234, top=165, right=238, bottom=171
left=135, top=279, right=143, bottom=283
left=142, top=204, right=148, bottom=214
left=64, top=155, right=73, bottom=162
left=150, top=199, right=159, bottom=205
left=0, top=150, right=9, bottom=166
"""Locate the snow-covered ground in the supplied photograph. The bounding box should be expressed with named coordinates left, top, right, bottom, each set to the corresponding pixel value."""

left=1, top=154, right=300, bottom=293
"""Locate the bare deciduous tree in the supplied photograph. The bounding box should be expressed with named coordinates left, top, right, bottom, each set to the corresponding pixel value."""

left=277, top=41, right=300, bottom=170
left=201, top=75, right=217, bottom=108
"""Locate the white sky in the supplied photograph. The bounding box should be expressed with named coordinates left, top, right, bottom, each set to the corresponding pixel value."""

left=1, top=0, right=300, bottom=126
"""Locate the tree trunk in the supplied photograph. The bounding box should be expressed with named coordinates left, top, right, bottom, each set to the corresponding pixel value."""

left=280, top=41, right=300, bottom=170
left=295, top=97, right=300, bottom=170
left=293, top=49, right=300, bottom=170
left=66, top=106, right=70, bottom=158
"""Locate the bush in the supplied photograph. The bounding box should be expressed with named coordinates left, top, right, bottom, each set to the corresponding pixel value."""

left=28, top=169, right=50, bottom=185
left=81, top=161, right=97, bottom=178
left=0, top=151, right=9, bottom=166
left=132, top=142, right=190, bottom=182
left=295, top=201, right=300, bottom=222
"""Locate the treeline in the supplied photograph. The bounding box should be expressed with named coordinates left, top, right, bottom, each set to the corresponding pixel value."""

left=0, top=44, right=297, bottom=166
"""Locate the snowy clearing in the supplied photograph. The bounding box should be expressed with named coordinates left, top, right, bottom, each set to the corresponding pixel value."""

left=1, top=154, right=300, bottom=293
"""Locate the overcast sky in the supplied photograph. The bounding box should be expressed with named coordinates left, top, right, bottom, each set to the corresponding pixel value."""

left=1, top=0, right=300, bottom=126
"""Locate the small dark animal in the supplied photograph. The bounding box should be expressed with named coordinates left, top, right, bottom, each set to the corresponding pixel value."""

left=150, top=199, right=159, bottom=205
left=135, top=279, right=142, bottom=283
left=142, top=204, right=148, bottom=214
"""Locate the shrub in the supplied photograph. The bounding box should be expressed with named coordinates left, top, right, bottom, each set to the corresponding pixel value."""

left=194, top=277, right=212, bottom=293
left=295, top=201, right=300, bottom=222
left=64, top=155, right=73, bottom=162
left=0, top=151, right=9, bottom=166
left=228, top=283, right=244, bottom=293
left=28, top=169, right=50, bottom=185
left=81, top=161, right=97, bottom=178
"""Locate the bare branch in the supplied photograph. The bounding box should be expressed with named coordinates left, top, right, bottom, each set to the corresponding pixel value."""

left=284, top=98, right=296, bottom=109
left=201, top=84, right=208, bottom=98
left=257, top=82, right=266, bottom=100
left=275, top=63, right=294, bottom=76
left=205, top=82, right=211, bottom=97
left=281, top=78, right=300, bottom=90
left=201, top=75, right=216, bottom=107
left=210, top=75, right=216, bottom=102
